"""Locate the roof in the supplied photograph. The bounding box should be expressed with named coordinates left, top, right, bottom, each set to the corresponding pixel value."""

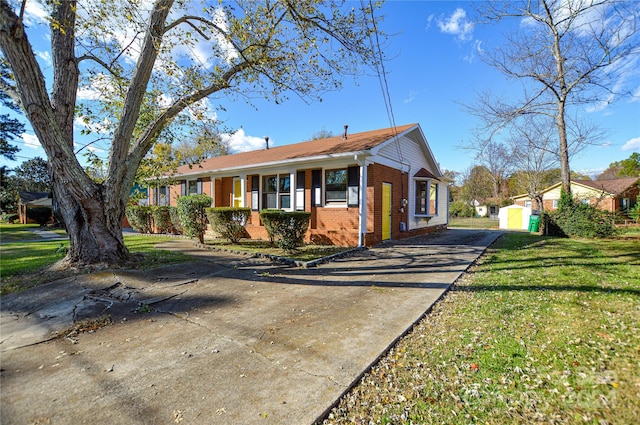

left=413, top=168, right=439, bottom=179
left=172, top=124, right=417, bottom=176
left=18, top=191, right=51, bottom=204
left=512, top=177, right=639, bottom=200
left=573, top=177, right=639, bottom=195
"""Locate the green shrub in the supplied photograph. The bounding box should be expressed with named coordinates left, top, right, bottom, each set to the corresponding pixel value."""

left=177, top=194, right=211, bottom=243
left=629, top=203, right=640, bottom=223
left=548, top=188, right=619, bottom=238
left=1, top=213, right=18, bottom=223
left=151, top=206, right=173, bottom=234
left=205, top=207, right=251, bottom=243
left=259, top=210, right=311, bottom=251
left=27, top=206, right=52, bottom=226
left=169, top=206, right=183, bottom=234
left=125, top=205, right=152, bottom=233
left=449, top=200, right=475, bottom=218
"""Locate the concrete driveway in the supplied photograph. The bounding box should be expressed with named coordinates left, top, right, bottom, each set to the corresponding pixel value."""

left=1, top=228, right=501, bottom=425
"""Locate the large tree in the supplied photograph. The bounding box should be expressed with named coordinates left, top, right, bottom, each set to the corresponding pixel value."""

left=474, top=0, right=639, bottom=194
left=0, top=0, right=380, bottom=266
left=0, top=57, right=21, bottom=160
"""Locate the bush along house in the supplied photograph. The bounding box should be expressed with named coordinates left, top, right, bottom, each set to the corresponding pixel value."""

left=149, top=123, right=449, bottom=246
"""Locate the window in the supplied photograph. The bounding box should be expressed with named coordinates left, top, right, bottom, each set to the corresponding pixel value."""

left=181, top=179, right=202, bottom=196
left=188, top=180, right=198, bottom=195
left=279, top=175, right=291, bottom=209
left=621, top=198, right=630, bottom=212
left=416, top=181, right=427, bottom=215
left=552, top=199, right=559, bottom=209
left=262, top=174, right=292, bottom=210
left=580, top=199, right=590, bottom=205
left=263, top=175, right=277, bottom=209
left=325, top=169, right=347, bottom=203
left=156, top=186, right=169, bottom=206
left=525, top=201, right=532, bottom=208
left=430, top=183, right=438, bottom=215
left=415, top=180, right=438, bottom=215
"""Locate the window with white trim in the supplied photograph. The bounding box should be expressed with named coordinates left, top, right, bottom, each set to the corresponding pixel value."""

left=262, top=174, right=292, bottom=210
left=155, top=186, right=169, bottom=206
left=324, top=167, right=359, bottom=206
left=415, top=180, right=438, bottom=215
left=325, top=169, right=347, bottom=204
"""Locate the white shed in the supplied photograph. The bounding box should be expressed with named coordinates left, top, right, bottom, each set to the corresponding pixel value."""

left=499, top=204, right=532, bottom=230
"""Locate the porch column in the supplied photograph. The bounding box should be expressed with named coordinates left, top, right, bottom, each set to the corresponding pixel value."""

left=358, top=159, right=369, bottom=246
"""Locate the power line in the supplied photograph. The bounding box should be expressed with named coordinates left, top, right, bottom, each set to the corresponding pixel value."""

left=364, top=0, right=409, bottom=198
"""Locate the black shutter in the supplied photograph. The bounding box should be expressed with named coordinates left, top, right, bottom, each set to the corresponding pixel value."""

left=312, top=170, right=322, bottom=206
left=196, top=178, right=202, bottom=194
left=347, top=166, right=359, bottom=207
left=180, top=180, right=186, bottom=196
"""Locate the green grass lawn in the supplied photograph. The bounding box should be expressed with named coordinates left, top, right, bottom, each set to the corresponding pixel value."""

left=324, top=234, right=640, bottom=424
left=449, top=216, right=500, bottom=229
left=0, top=235, right=190, bottom=295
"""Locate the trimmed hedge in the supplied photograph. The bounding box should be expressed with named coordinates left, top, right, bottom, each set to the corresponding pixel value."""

left=206, top=207, right=251, bottom=243
left=125, top=205, right=152, bottom=233
left=27, top=206, right=52, bottom=226
left=177, top=194, right=212, bottom=243
left=259, top=210, right=311, bottom=251
left=169, top=206, right=183, bottom=234
left=152, top=206, right=173, bottom=234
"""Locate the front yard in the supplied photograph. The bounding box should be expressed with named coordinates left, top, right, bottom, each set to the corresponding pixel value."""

left=323, top=233, right=640, bottom=424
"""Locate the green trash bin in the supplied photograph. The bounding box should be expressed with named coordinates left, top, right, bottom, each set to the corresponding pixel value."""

left=528, top=215, right=541, bottom=232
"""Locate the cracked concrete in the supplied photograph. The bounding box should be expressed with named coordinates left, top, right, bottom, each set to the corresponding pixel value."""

left=1, top=229, right=501, bottom=424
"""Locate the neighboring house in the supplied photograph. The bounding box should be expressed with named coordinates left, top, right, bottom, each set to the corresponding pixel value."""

left=512, top=177, right=639, bottom=213
left=472, top=199, right=500, bottom=219
left=148, top=123, right=449, bottom=246
left=17, top=191, right=53, bottom=224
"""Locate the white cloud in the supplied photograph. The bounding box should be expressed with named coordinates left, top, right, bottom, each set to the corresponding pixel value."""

left=211, top=6, right=238, bottom=63
left=621, top=136, right=640, bottom=151
left=403, top=91, right=417, bottom=104
left=22, top=133, right=42, bottom=149
left=221, top=128, right=268, bottom=153
left=74, top=116, right=112, bottom=135
left=36, top=51, right=52, bottom=67
left=437, top=8, right=474, bottom=42
left=23, top=1, right=50, bottom=26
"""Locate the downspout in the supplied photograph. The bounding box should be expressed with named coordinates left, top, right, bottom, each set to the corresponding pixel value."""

left=356, top=155, right=369, bottom=247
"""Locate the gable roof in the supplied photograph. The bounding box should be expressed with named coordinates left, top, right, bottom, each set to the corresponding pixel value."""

left=512, top=177, right=639, bottom=200
left=171, top=124, right=417, bottom=177
left=573, top=177, right=639, bottom=195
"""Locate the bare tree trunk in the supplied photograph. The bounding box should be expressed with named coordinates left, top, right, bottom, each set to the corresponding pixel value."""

left=557, top=100, right=571, bottom=194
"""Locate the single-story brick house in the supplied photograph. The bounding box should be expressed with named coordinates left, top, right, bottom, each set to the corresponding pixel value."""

left=148, top=123, right=449, bottom=246
left=512, top=177, right=639, bottom=213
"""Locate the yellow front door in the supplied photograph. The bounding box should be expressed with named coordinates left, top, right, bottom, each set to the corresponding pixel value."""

left=233, top=178, right=242, bottom=207
left=508, top=207, right=522, bottom=229
left=382, top=183, right=392, bottom=240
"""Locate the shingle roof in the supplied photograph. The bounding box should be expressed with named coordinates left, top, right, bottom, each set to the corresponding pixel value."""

left=173, top=124, right=417, bottom=175
left=574, top=177, right=639, bottom=195
left=18, top=191, right=51, bottom=204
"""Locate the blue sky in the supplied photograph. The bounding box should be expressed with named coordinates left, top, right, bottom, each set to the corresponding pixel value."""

left=3, top=0, right=640, bottom=178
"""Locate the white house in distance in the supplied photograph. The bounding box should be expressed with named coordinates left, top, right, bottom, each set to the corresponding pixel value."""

left=148, top=123, right=449, bottom=246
